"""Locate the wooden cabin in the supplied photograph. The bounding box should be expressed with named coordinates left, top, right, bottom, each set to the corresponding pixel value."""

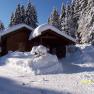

left=0, top=24, right=75, bottom=58
left=0, top=24, right=33, bottom=56
left=29, top=24, right=75, bottom=58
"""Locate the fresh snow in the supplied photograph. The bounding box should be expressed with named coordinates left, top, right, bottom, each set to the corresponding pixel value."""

left=0, top=44, right=94, bottom=94
left=0, top=24, right=33, bottom=37
left=0, top=45, right=63, bottom=75
left=29, top=24, right=76, bottom=42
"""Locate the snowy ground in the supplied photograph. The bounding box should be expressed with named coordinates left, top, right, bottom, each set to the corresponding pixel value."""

left=0, top=44, right=94, bottom=94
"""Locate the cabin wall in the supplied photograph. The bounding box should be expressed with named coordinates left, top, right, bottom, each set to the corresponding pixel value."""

left=1, top=28, right=32, bottom=56
left=0, top=28, right=74, bottom=58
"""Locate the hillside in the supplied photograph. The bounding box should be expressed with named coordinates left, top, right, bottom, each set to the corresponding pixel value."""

left=0, top=44, right=94, bottom=94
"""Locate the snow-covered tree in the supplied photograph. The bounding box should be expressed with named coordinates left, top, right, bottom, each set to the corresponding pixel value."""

left=72, top=0, right=89, bottom=43
left=63, top=5, right=71, bottom=35
left=0, top=21, right=5, bottom=31
left=48, top=7, right=61, bottom=30
left=20, top=5, right=25, bottom=23
left=67, top=3, right=77, bottom=38
left=60, top=3, right=66, bottom=31
left=9, top=4, right=22, bottom=26
left=59, top=1, right=76, bottom=38
left=69, top=4, right=77, bottom=38
left=9, top=12, right=15, bottom=26
left=14, top=4, right=22, bottom=25
left=30, top=5, right=38, bottom=28
left=9, top=1, right=38, bottom=28
left=25, top=1, right=38, bottom=28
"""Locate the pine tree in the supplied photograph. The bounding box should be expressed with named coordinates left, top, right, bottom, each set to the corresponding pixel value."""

left=68, top=4, right=76, bottom=38
left=48, top=7, right=61, bottom=30
left=9, top=1, right=38, bottom=28
left=60, top=3, right=66, bottom=31
left=25, top=1, right=38, bottom=28
left=31, top=5, right=38, bottom=28
left=9, top=4, right=26, bottom=26
left=72, top=0, right=88, bottom=42
left=0, top=21, right=5, bottom=31
left=20, top=5, right=25, bottom=23
left=14, top=4, right=22, bottom=25
left=64, top=5, right=71, bottom=35
left=9, top=12, right=15, bottom=26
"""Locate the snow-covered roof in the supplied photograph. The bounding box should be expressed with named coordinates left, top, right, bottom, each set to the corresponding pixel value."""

left=29, top=24, right=76, bottom=42
left=0, top=24, right=33, bottom=37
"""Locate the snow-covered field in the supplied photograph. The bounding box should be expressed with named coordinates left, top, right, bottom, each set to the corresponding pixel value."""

left=0, top=44, right=94, bottom=94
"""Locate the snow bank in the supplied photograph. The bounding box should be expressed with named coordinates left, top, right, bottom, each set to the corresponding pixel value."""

left=0, top=45, right=63, bottom=75
left=62, top=44, right=94, bottom=74
left=31, top=53, right=63, bottom=75
left=0, top=44, right=94, bottom=94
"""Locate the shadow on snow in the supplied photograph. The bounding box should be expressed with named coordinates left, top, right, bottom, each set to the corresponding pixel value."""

left=0, top=77, right=71, bottom=94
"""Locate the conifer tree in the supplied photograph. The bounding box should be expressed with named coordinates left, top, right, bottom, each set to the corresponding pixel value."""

left=31, top=5, right=38, bottom=28
left=72, top=0, right=88, bottom=41
left=60, top=3, right=66, bottom=31
left=14, top=4, right=22, bottom=25
left=20, top=5, right=25, bottom=23
left=64, top=5, right=71, bottom=35
left=9, top=4, right=22, bottom=26
left=68, top=4, right=76, bottom=38
left=25, top=1, right=38, bottom=28
left=9, top=12, right=15, bottom=26
left=9, top=1, right=38, bottom=28
left=48, top=7, right=61, bottom=30
left=0, top=21, right=5, bottom=31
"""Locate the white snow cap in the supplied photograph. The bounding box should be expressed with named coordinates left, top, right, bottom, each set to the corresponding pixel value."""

left=0, top=24, right=33, bottom=37
left=29, top=24, right=76, bottom=42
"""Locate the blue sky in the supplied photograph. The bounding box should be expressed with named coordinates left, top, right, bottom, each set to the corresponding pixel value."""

left=0, top=0, right=70, bottom=27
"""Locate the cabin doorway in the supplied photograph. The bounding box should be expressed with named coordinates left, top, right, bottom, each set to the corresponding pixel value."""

left=56, top=46, right=66, bottom=58
left=49, top=43, right=66, bottom=59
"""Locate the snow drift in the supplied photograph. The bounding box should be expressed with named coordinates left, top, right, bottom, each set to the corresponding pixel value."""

left=0, top=44, right=94, bottom=94
left=0, top=45, right=63, bottom=75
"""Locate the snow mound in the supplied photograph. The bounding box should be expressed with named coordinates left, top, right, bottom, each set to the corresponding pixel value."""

left=31, top=53, right=63, bottom=75
left=61, top=44, right=94, bottom=73
left=0, top=45, right=63, bottom=75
